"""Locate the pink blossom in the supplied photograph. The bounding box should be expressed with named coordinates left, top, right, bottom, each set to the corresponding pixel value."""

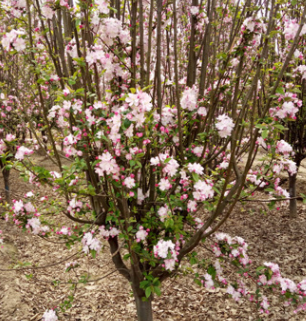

left=124, top=176, right=136, bottom=189
left=5, top=134, right=15, bottom=141
left=82, top=232, right=102, bottom=254
left=216, top=114, right=235, bottom=138
left=190, top=6, right=199, bottom=15
left=136, top=226, right=148, bottom=242
left=158, top=178, right=172, bottom=191
left=154, top=239, right=176, bottom=259
left=27, top=217, right=42, bottom=235
left=194, top=218, right=203, bottom=229
left=96, top=0, right=108, bottom=14
left=15, top=146, right=34, bottom=160
left=13, top=200, right=24, bottom=214
left=164, top=258, right=176, bottom=271
left=187, top=200, right=197, bottom=212
left=41, top=5, right=55, bottom=19
left=197, top=107, right=207, bottom=116
left=180, top=86, right=198, bottom=111
left=276, top=140, right=293, bottom=156
left=193, top=180, right=214, bottom=201
left=227, top=285, right=241, bottom=301
left=163, top=158, right=179, bottom=177
left=280, top=278, right=297, bottom=293
left=187, top=163, right=204, bottom=175
left=95, top=151, right=120, bottom=179
left=264, top=262, right=280, bottom=274
left=24, top=202, right=35, bottom=213
left=42, top=309, right=58, bottom=321
left=157, top=205, right=170, bottom=222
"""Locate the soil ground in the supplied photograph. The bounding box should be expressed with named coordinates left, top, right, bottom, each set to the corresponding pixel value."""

left=1, top=156, right=306, bottom=321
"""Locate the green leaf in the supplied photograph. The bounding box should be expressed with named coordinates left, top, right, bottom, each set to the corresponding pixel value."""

left=122, top=118, right=132, bottom=130
left=190, top=257, right=197, bottom=265
left=256, top=266, right=265, bottom=273
left=165, top=218, right=174, bottom=229
left=75, top=88, right=84, bottom=94
left=123, top=253, right=131, bottom=260
left=276, top=87, right=284, bottom=95
left=192, top=172, right=199, bottom=182
left=145, top=287, right=151, bottom=298
left=37, top=78, right=45, bottom=84
left=291, top=87, right=301, bottom=93
left=142, top=85, right=153, bottom=92
left=154, top=286, right=161, bottom=296
left=109, top=6, right=117, bottom=13
left=267, top=200, right=276, bottom=210
left=90, top=250, right=96, bottom=259
left=207, top=265, right=216, bottom=279
left=262, top=130, right=268, bottom=139
left=274, top=124, right=286, bottom=131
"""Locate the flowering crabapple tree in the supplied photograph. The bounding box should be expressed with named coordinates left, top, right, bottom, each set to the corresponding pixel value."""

left=2, top=0, right=306, bottom=320
left=0, top=57, right=30, bottom=203
left=271, top=2, right=306, bottom=218
left=280, top=73, right=306, bottom=218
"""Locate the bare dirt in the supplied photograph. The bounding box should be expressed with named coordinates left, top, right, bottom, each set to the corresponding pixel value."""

left=1, top=157, right=306, bottom=321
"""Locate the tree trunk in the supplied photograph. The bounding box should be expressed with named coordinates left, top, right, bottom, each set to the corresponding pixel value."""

left=134, top=292, right=153, bottom=321
left=132, top=282, right=153, bottom=321
left=289, top=172, right=297, bottom=218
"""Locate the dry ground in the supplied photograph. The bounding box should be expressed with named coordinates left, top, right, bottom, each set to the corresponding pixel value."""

left=1, top=157, right=306, bottom=321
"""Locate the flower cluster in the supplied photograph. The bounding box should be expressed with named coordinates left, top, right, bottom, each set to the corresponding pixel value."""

left=67, top=198, right=84, bottom=216
left=15, top=146, right=34, bottom=160
left=95, top=151, right=120, bottom=179
left=247, top=171, right=266, bottom=188
left=180, top=86, right=198, bottom=111
left=198, top=230, right=306, bottom=315
left=65, top=261, right=78, bottom=271
left=123, top=176, right=136, bottom=189
left=193, top=180, right=214, bottom=201
left=99, top=225, right=120, bottom=240
left=215, top=115, right=235, bottom=138
left=1, top=29, right=26, bottom=52
left=135, top=226, right=149, bottom=242
left=125, top=90, right=152, bottom=129
left=257, top=262, right=306, bottom=312
left=81, top=232, right=102, bottom=254
left=153, top=239, right=179, bottom=271
left=269, top=89, right=302, bottom=120
left=273, top=158, right=297, bottom=176
left=157, top=205, right=171, bottom=222
left=212, top=233, right=251, bottom=266
left=57, top=226, right=72, bottom=236
left=284, top=19, right=306, bottom=40
left=11, top=199, right=49, bottom=235
left=276, top=140, right=293, bottom=157
left=150, top=153, right=180, bottom=178
left=42, top=309, right=58, bottom=321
